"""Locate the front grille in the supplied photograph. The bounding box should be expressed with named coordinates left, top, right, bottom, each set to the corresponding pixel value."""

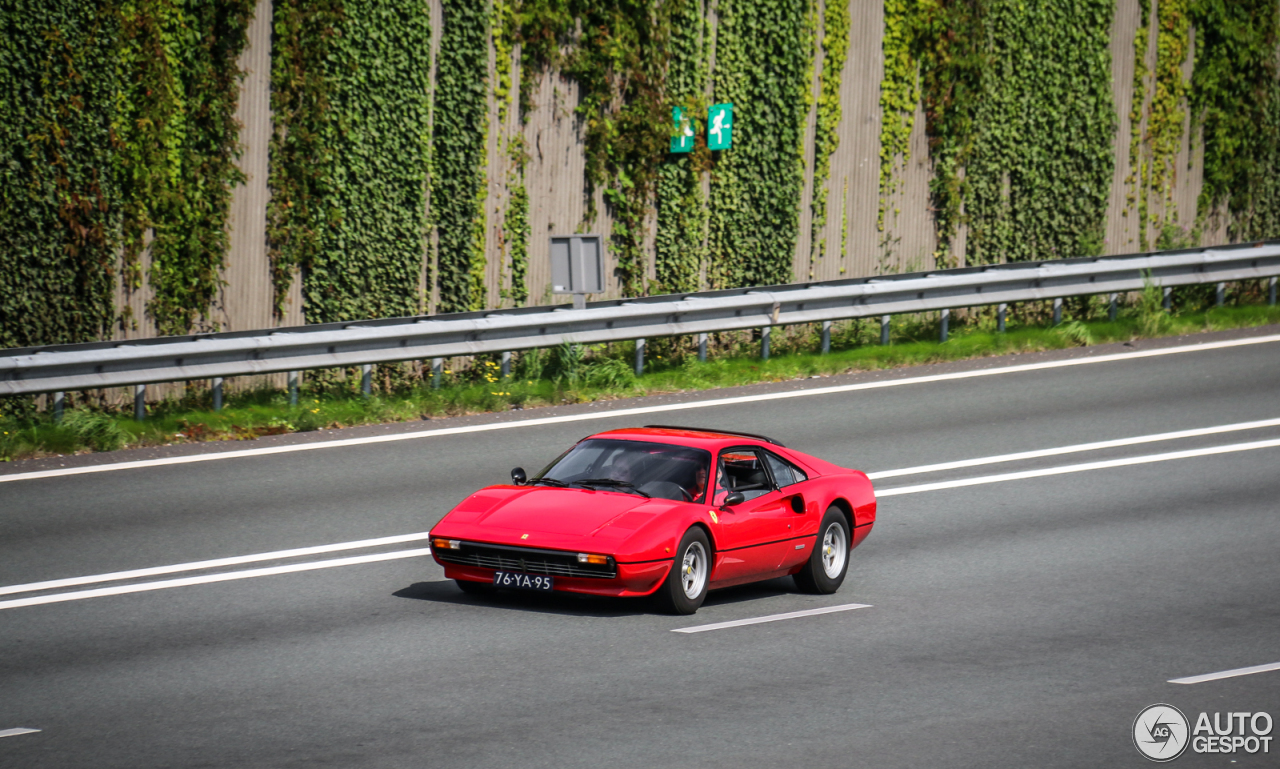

left=435, top=541, right=617, bottom=579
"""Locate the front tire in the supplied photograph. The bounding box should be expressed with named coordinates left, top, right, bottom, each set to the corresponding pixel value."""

left=794, top=507, right=850, bottom=594
left=654, top=528, right=712, bottom=615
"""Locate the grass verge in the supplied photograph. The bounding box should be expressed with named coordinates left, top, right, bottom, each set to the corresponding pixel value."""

left=3, top=301, right=1278, bottom=462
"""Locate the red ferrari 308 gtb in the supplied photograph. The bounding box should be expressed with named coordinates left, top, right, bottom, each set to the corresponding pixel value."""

left=428, top=426, right=877, bottom=614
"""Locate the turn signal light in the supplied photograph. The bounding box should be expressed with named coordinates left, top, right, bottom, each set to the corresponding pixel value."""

left=432, top=538, right=461, bottom=550
left=577, top=553, right=609, bottom=565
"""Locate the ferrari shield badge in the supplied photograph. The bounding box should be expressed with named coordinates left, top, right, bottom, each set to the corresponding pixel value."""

left=708, top=509, right=718, bottom=524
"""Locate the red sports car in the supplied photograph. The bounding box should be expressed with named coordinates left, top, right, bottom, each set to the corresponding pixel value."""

left=428, top=426, right=877, bottom=614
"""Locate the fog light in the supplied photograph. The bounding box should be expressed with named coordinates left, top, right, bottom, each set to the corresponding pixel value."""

left=432, top=538, right=461, bottom=550
left=577, top=553, right=609, bottom=565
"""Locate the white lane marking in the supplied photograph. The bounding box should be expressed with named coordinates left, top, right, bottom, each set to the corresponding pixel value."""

left=0, top=728, right=40, bottom=738
left=1169, top=661, right=1280, bottom=685
left=876, top=437, right=1280, bottom=497
left=0, top=532, right=433, bottom=598
left=673, top=603, right=872, bottom=633
left=0, top=548, right=433, bottom=611
left=3, top=333, right=1277, bottom=485
left=866, top=417, right=1280, bottom=480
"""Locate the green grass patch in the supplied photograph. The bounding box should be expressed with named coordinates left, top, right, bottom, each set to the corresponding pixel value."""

left=3, top=300, right=1278, bottom=462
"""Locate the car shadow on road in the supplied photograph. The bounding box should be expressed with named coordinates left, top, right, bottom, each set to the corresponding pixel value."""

left=393, top=580, right=651, bottom=618
left=393, top=575, right=802, bottom=618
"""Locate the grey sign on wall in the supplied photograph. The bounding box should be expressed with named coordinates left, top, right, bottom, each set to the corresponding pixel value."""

left=550, top=235, right=604, bottom=296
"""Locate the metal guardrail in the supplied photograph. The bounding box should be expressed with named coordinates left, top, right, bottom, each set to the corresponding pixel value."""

left=2, top=242, right=1278, bottom=407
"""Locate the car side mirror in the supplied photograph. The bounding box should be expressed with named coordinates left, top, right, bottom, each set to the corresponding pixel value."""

left=790, top=495, right=805, bottom=513
left=511, top=467, right=527, bottom=485
left=722, top=491, right=745, bottom=507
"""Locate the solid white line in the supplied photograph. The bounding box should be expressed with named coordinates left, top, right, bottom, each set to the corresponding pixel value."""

left=0, top=548, right=434, bottom=611
left=673, top=603, right=872, bottom=633
left=0, top=531, right=433, bottom=598
left=0, top=728, right=40, bottom=738
left=866, top=417, right=1280, bottom=480
left=1169, top=661, right=1280, bottom=685
left=3, top=333, right=1277, bottom=485
left=875, top=437, right=1280, bottom=497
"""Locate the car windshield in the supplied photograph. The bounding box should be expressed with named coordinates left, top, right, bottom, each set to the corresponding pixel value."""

left=536, top=439, right=712, bottom=503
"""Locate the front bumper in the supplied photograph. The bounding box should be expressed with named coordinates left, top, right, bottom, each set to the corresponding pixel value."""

left=438, top=558, right=672, bottom=597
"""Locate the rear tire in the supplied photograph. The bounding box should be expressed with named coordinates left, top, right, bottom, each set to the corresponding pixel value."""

left=455, top=579, right=494, bottom=596
left=654, top=528, right=712, bottom=615
left=794, top=507, right=850, bottom=594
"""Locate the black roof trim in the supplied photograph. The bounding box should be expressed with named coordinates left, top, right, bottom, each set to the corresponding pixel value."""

left=641, top=425, right=785, bottom=447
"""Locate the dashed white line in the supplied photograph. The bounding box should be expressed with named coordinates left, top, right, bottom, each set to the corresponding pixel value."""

left=2, top=333, right=1277, bottom=485
left=673, top=603, right=872, bottom=633
left=1169, top=661, right=1280, bottom=685
left=0, top=728, right=40, bottom=738
left=875, top=437, right=1280, bottom=497
left=0, top=548, right=433, bottom=611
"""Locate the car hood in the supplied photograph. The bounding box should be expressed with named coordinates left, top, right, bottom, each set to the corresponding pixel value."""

left=440, top=485, right=656, bottom=536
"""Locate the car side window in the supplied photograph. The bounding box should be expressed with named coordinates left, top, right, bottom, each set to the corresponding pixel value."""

left=762, top=452, right=806, bottom=487
left=718, top=448, right=774, bottom=501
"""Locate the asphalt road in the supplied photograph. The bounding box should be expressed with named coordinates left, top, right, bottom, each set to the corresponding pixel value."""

left=2, top=331, right=1279, bottom=768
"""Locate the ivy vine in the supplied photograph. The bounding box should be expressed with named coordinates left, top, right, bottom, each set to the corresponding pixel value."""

left=876, top=0, right=919, bottom=260
left=654, top=0, right=710, bottom=295
left=1189, top=0, right=1280, bottom=241
left=964, top=0, right=1115, bottom=264
left=432, top=0, right=487, bottom=314
left=707, top=0, right=811, bottom=289
left=808, top=0, right=849, bottom=275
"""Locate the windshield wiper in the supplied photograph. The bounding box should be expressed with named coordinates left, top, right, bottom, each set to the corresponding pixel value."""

left=572, top=478, right=651, bottom=497
left=531, top=477, right=569, bottom=487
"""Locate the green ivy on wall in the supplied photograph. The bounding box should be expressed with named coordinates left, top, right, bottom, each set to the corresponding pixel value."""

left=2, top=0, right=251, bottom=348
left=1126, top=0, right=1190, bottom=250
left=964, top=0, right=1115, bottom=263
left=0, top=0, right=121, bottom=350
left=708, top=0, right=811, bottom=289
left=877, top=0, right=919, bottom=262
left=269, top=0, right=431, bottom=324
left=1190, top=0, right=1280, bottom=241
left=655, top=0, right=710, bottom=295
left=808, top=0, right=849, bottom=275
left=913, top=0, right=987, bottom=266
left=432, top=0, right=487, bottom=314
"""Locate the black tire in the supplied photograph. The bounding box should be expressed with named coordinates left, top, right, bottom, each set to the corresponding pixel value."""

left=654, top=528, right=712, bottom=615
left=455, top=579, right=494, bottom=596
left=794, top=507, right=851, bottom=594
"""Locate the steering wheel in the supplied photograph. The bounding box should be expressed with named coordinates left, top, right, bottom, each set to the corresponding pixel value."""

left=678, top=486, right=694, bottom=502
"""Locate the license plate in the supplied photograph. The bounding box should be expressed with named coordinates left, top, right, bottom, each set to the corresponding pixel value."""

left=492, top=571, right=554, bottom=591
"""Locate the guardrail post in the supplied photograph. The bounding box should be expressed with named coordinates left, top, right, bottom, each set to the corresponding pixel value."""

left=634, top=338, right=645, bottom=376
left=361, top=364, right=372, bottom=397
left=1108, top=293, right=1118, bottom=321
left=288, top=371, right=299, bottom=406
left=134, top=384, right=146, bottom=421
left=821, top=321, right=831, bottom=354
left=501, top=351, right=511, bottom=378
left=1052, top=297, right=1062, bottom=326
left=761, top=327, right=771, bottom=361
left=1270, top=276, right=1277, bottom=306
left=880, top=315, right=890, bottom=345
left=997, top=303, right=1007, bottom=333
left=212, top=377, right=223, bottom=411
left=697, top=333, right=707, bottom=362
left=431, top=358, right=443, bottom=389
left=52, top=391, right=64, bottom=422
left=1163, top=286, right=1172, bottom=311
left=1216, top=282, right=1225, bottom=307
left=939, top=309, right=950, bottom=342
